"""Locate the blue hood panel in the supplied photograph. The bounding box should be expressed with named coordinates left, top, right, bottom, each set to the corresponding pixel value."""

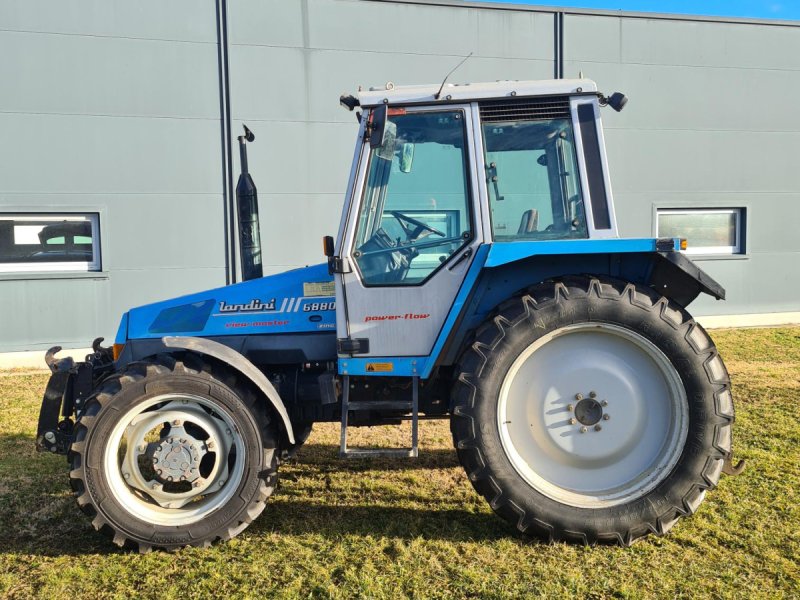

left=126, top=263, right=335, bottom=340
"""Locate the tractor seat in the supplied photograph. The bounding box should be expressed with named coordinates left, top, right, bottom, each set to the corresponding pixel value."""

left=517, top=209, right=539, bottom=234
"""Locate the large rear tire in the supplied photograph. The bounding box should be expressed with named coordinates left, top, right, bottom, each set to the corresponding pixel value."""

left=69, top=353, right=278, bottom=552
left=450, top=276, right=734, bottom=545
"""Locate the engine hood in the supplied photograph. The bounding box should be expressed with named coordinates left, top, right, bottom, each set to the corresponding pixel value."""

left=124, top=263, right=335, bottom=340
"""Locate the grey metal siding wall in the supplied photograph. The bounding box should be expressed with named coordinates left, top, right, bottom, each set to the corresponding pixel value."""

left=0, top=0, right=227, bottom=352
left=0, top=0, right=797, bottom=353
left=563, top=14, right=800, bottom=316
left=225, top=0, right=556, bottom=275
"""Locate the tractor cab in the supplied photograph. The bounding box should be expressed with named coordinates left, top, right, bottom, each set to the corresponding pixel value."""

left=330, top=79, right=626, bottom=364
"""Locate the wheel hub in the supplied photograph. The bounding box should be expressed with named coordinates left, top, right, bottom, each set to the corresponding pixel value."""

left=574, top=397, right=603, bottom=426
left=108, top=396, right=241, bottom=521
left=151, top=435, right=202, bottom=483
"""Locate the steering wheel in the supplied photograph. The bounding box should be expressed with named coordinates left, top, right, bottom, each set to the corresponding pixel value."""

left=389, top=210, right=446, bottom=240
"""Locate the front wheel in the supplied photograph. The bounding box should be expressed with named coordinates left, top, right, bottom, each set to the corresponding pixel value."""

left=69, top=354, right=278, bottom=552
left=451, top=276, right=735, bottom=545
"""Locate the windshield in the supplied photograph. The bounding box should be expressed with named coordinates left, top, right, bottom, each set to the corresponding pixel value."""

left=482, top=117, right=588, bottom=241
left=353, top=110, right=472, bottom=286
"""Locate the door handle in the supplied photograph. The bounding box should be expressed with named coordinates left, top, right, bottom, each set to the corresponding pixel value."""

left=448, top=247, right=473, bottom=271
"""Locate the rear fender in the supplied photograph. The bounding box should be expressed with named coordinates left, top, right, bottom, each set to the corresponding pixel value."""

left=162, top=336, right=295, bottom=444
left=647, top=251, right=726, bottom=307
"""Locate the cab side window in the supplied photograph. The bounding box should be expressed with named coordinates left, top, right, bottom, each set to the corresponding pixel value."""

left=482, top=115, right=588, bottom=241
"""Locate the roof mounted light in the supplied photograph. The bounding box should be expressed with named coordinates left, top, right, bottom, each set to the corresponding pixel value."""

left=599, top=91, right=628, bottom=112
left=339, top=94, right=360, bottom=111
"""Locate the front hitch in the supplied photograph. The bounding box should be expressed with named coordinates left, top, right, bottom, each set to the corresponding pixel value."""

left=44, top=345, right=73, bottom=374
left=36, top=340, right=114, bottom=454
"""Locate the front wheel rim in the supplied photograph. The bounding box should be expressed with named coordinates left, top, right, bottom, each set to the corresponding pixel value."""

left=497, top=323, right=689, bottom=508
left=102, top=393, right=247, bottom=527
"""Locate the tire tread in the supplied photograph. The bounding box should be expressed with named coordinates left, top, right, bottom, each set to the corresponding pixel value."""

left=450, top=275, right=734, bottom=546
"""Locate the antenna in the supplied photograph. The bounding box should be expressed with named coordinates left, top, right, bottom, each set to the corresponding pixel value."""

left=434, top=52, right=473, bottom=100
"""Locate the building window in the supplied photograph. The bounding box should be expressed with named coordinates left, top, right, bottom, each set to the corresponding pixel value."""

left=0, top=214, right=101, bottom=272
left=657, top=208, right=743, bottom=255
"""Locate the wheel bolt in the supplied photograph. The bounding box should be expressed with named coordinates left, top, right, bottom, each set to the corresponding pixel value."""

left=589, top=391, right=597, bottom=398
left=575, top=393, right=583, bottom=401
left=225, top=429, right=232, bottom=436
left=218, top=480, right=225, bottom=487
left=123, top=472, right=130, bottom=479
left=603, top=414, right=610, bottom=421
left=193, top=481, right=201, bottom=488
left=569, top=418, right=577, bottom=425
left=206, top=441, right=215, bottom=450
left=601, top=400, right=608, bottom=407
left=594, top=424, right=602, bottom=432
left=580, top=426, right=588, bottom=434
left=157, top=469, right=162, bottom=475
left=167, top=476, right=173, bottom=482
left=173, top=420, right=182, bottom=427
left=152, top=457, right=159, bottom=464
left=566, top=404, right=574, bottom=412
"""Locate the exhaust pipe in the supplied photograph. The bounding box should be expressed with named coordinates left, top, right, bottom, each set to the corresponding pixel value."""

left=236, top=124, right=263, bottom=281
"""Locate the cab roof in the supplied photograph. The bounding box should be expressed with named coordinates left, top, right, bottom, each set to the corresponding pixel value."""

left=356, top=78, right=597, bottom=107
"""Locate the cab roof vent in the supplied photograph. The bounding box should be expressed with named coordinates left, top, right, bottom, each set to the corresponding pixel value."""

left=479, top=97, right=571, bottom=122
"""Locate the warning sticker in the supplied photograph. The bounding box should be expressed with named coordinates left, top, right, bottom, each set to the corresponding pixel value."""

left=303, top=281, right=336, bottom=297
left=366, top=362, right=394, bottom=373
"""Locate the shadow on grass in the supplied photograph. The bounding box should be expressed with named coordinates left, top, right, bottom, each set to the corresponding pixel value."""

left=251, top=498, right=511, bottom=542
left=293, top=443, right=461, bottom=471
left=0, top=435, right=512, bottom=556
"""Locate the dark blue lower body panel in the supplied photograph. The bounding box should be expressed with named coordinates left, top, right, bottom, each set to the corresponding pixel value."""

left=119, top=332, right=337, bottom=367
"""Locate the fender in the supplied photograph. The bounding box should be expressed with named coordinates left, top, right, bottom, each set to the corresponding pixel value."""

left=648, top=251, right=726, bottom=307
left=162, top=336, right=295, bottom=444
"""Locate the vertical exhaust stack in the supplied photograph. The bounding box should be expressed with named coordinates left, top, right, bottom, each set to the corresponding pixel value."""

left=236, top=124, right=263, bottom=281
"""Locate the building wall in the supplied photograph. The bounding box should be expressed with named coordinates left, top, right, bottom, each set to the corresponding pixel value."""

left=563, top=13, right=800, bottom=315
left=0, top=0, right=798, bottom=353
left=0, top=0, right=227, bottom=352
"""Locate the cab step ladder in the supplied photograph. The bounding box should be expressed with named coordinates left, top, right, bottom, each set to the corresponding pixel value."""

left=339, top=375, right=419, bottom=458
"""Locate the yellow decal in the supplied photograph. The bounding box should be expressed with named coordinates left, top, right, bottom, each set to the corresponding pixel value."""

left=303, top=281, right=336, bottom=297
left=366, top=362, right=393, bottom=373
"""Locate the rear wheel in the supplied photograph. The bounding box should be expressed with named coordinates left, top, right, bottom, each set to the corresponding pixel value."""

left=69, top=354, right=278, bottom=552
left=451, top=276, right=734, bottom=545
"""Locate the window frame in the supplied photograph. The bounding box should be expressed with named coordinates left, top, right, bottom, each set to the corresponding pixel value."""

left=349, top=106, right=476, bottom=288
left=656, top=208, right=743, bottom=256
left=0, top=212, right=102, bottom=273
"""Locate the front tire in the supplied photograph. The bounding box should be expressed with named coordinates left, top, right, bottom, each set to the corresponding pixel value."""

left=450, top=276, right=734, bottom=545
left=69, top=354, right=278, bottom=552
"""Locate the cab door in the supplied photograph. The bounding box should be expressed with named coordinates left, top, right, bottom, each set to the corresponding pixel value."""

left=336, top=104, right=483, bottom=358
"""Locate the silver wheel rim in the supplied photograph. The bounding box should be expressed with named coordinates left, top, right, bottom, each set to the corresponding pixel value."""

left=103, top=393, right=246, bottom=526
left=497, top=323, right=689, bottom=508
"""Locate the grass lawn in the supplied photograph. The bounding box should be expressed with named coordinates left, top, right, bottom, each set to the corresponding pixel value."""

left=0, top=327, right=798, bottom=599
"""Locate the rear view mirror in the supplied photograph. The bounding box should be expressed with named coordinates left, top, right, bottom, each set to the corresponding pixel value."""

left=399, top=143, right=415, bottom=173
left=376, top=120, right=397, bottom=161
left=369, top=104, right=388, bottom=148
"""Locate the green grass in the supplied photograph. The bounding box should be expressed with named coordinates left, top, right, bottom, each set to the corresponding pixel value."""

left=1, top=327, right=798, bottom=599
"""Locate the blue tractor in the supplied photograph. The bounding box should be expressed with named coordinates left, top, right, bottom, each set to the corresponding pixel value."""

left=37, top=79, right=743, bottom=551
